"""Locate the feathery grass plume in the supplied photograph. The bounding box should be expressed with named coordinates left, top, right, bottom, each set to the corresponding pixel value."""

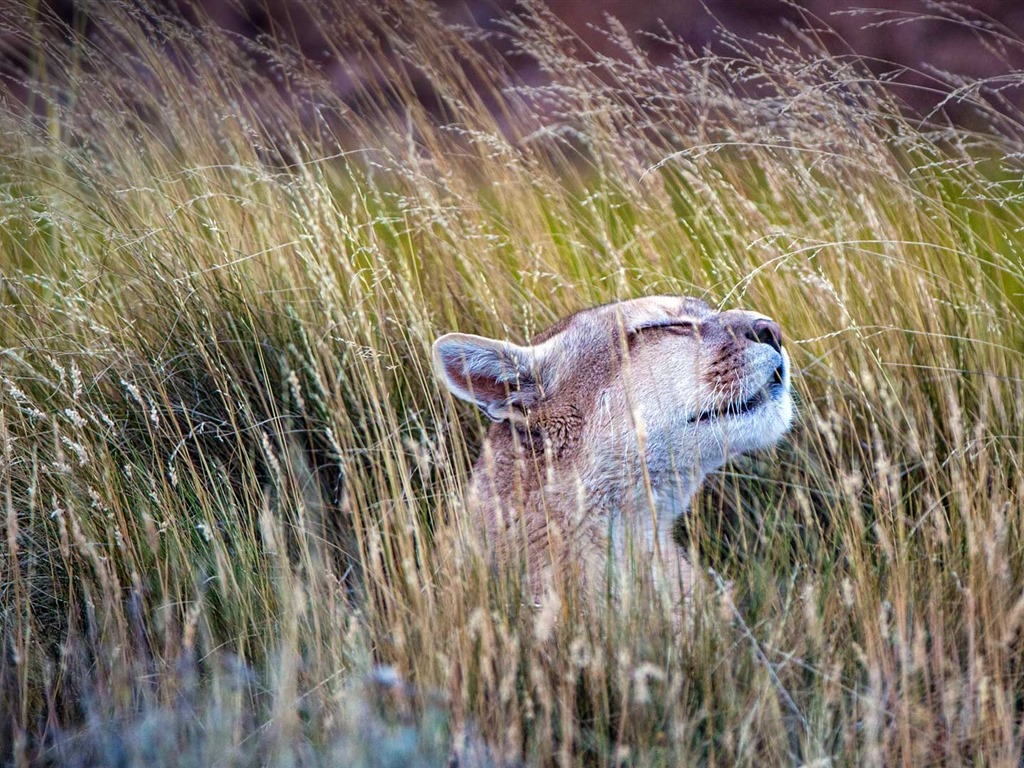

left=1, top=0, right=1023, bottom=764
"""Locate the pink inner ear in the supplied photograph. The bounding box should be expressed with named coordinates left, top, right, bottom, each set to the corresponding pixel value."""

left=462, top=369, right=510, bottom=405
left=440, top=351, right=509, bottom=407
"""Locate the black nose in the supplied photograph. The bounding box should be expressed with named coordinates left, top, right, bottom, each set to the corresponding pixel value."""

left=745, top=318, right=783, bottom=353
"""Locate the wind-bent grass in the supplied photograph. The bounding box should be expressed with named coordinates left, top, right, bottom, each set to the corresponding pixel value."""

left=1, top=1, right=1023, bottom=765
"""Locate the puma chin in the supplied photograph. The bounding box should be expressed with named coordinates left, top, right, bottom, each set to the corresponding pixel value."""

left=663, top=333, right=794, bottom=475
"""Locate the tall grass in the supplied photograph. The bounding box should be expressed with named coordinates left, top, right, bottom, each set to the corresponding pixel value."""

left=1, top=1, right=1023, bottom=765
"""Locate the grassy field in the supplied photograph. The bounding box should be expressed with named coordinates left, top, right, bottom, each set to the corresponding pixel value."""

left=2, top=1, right=1023, bottom=765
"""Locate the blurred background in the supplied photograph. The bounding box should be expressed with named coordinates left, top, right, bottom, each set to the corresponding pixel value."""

left=3, top=0, right=1024, bottom=128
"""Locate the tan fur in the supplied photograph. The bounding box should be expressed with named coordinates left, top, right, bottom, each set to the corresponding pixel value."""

left=435, top=296, right=794, bottom=606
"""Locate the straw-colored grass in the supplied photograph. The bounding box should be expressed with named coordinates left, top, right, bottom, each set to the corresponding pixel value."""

left=2, top=1, right=1023, bottom=765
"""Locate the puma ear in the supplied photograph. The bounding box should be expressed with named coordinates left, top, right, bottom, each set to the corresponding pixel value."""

left=432, top=332, right=553, bottom=422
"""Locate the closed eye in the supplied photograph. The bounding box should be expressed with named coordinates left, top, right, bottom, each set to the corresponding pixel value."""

left=631, top=320, right=697, bottom=337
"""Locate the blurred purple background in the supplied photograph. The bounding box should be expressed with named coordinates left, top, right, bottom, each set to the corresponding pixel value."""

left=5, top=0, right=1024, bottom=124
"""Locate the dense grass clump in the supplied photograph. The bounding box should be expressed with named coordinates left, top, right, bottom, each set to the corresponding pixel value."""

left=2, top=1, right=1023, bottom=765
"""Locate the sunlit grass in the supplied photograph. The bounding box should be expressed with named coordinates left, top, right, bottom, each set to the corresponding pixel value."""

left=1, top=1, right=1023, bottom=765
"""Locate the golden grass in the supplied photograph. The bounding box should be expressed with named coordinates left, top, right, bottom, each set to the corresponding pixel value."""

left=1, top=1, right=1023, bottom=765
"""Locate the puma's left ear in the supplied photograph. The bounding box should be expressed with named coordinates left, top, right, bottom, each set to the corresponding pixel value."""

left=432, top=332, right=554, bottom=421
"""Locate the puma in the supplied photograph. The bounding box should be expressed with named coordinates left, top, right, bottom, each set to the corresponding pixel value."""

left=434, top=296, right=794, bottom=606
